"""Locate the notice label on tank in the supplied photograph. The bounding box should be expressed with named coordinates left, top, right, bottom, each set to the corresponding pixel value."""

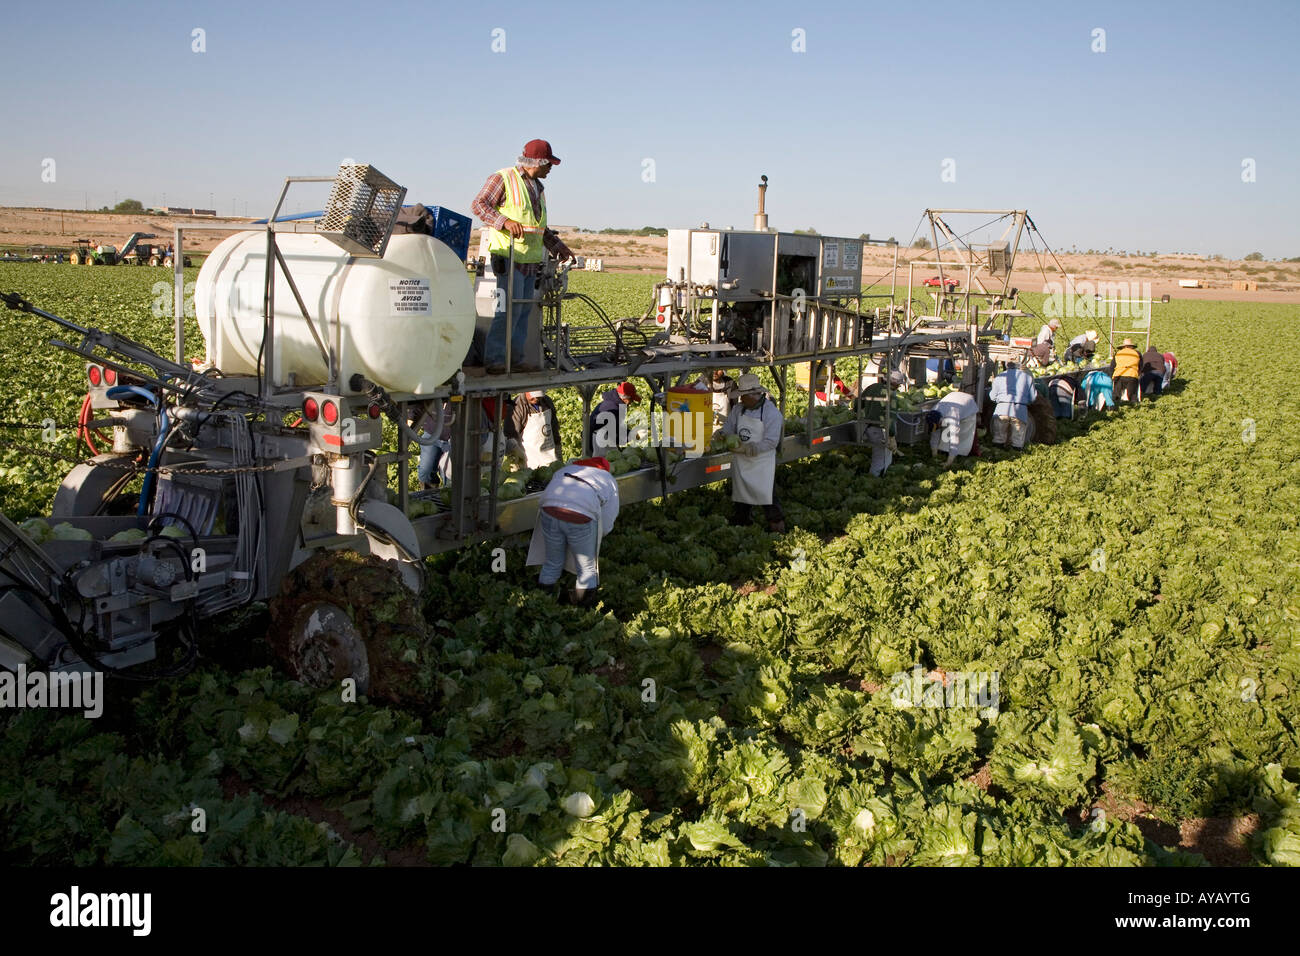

left=842, top=243, right=860, bottom=270
left=389, top=278, right=432, bottom=315
left=823, top=242, right=839, bottom=269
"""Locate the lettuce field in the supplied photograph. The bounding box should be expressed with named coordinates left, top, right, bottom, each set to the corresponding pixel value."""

left=1, top=261, right=1298, bottom=867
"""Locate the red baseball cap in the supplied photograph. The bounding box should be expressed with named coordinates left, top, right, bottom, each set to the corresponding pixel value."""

left=574, top=457, right=610, bottom=472
left=616, top=381, right=641, bottom=403
left=522, top=139, right=561, bottom=166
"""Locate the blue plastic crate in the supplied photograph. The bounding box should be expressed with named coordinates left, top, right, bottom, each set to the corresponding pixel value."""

left=425, top=205, right=471, bottom=261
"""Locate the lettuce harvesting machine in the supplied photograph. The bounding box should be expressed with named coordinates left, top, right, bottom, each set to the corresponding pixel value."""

left=0, top=165, right=985, bottom=694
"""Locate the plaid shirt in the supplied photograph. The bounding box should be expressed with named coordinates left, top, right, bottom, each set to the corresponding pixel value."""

left=472, top=165, right=568, bottom=276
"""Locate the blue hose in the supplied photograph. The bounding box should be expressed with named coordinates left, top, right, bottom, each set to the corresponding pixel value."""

left=117, top=388, right=167, bottom=518
left=107, top=384, right=158, bottom=406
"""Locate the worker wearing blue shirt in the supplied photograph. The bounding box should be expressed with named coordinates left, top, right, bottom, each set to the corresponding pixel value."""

left=988, top=361, right=1036, bottom=449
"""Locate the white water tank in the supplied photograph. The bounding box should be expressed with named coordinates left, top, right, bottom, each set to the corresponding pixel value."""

left=194, top=232, right=475, bottom=395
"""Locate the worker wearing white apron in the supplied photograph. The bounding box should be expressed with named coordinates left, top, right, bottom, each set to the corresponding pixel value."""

left=694, top=369, right=737, bottom=424
left=721, top=373, right=785, bottom=533
left=525, top=458, right=620, bottom=605
left=505, top=390, right=562, bottom=469
left=928, top=389, right=978, bottom=466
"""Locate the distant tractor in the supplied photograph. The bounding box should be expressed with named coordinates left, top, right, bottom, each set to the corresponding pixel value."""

left=138, top=242, right=191, bottom=268
left=114, top=234, right=193, bottom=267
left=68, top=239, right=96, bottom=266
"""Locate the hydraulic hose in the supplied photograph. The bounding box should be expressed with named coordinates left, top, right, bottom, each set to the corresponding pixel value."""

left=137, top=403, right=170, bottom=517
left=106, top=384, right=158, bottom=406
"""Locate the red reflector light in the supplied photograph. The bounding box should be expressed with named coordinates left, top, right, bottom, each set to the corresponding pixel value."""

left=303, top=398, right=319, bottom=422
left=321, top=400, right=339, bottom=425
left=367, top=403, right=381, bottom=419
left=103, top=367, right=118, bottom=385
left=88, top=365, right=102, bottom=386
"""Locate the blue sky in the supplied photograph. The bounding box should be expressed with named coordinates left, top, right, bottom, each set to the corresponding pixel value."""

left=1, top=0, right=1296, bottom=257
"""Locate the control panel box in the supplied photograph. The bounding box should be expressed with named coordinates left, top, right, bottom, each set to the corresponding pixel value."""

left=666, top=229, right=862, bottom=301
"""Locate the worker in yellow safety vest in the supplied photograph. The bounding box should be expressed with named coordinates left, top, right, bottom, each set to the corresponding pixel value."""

left=471, top=139, right=575, bottom=374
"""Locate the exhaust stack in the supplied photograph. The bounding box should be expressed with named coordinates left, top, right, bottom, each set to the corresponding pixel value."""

left=754, top=174, right=769, bottom=231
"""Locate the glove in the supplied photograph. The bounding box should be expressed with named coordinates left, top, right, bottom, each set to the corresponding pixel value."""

left=739, top=442, right=760, bottom=457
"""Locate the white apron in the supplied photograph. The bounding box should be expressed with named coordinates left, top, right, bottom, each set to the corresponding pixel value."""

left=712, top=391, right=731, bottom=423
left=732, top=405, right=776, bottom=505
left=866, top=424, right=893, bottom=477
left=520, top=407, right=559, bottom=469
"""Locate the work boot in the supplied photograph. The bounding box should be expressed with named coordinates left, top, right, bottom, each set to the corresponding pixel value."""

left=767, top=520, right=786, bottom=534
left=569, top=587, right=599, bottom=608
left=486, top=363, right=507, bottom=375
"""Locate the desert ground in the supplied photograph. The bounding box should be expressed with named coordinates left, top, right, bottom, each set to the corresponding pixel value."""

left=3, top=207, right=1296, bottom=304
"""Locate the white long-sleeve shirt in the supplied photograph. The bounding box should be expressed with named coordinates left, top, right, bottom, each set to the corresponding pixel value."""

left=1036, top=324, right=1057, bottom=346
left=539, top=465, right=619, bottom=531
left=935, top=390, right=978, bottom=424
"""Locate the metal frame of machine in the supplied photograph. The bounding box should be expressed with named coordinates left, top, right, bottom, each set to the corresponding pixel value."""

left=1, top=165, right=1093, bottom=689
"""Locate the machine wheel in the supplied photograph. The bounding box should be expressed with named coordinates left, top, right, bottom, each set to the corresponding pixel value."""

left=148, top=256, right=160, bottom=266
left=51, top=456, right=139, bottom=517
left=268, top=550, right=439, bottom=706
left=69, top=252, right=81, bottom=265
left=162, top=256, right=173, bottom=268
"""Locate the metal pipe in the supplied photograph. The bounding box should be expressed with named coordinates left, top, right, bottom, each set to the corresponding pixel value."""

left=398, top=401, right=409, bottom=514
left=505, top=246, right=515, bottom=372
left=173, top=226, right=184, bottom=366
left=272, top=242, right=331, bottom=374
left=331, top=455, right=360, bottom=535
left=486, top=392, right=505, bottom=530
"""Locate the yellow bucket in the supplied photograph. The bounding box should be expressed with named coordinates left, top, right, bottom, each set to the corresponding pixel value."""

left=794, top=362, right=832, bottom=392
left=664, top=386, right=713, bottom=456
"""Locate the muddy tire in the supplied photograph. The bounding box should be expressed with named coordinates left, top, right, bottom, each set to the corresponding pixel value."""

left=268, top=550, right=439, bottom=706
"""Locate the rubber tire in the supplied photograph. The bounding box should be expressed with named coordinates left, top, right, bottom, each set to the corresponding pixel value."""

left=268, top=551, right=439, bottom=706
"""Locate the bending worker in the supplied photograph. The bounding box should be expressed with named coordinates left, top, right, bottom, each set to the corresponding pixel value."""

left=721, top=373, right=786, bottom=533
left=471, top=139, right=575, bottom=375
left=929, top=388, right=979, bottom=465
left=505, top=389, right=562, bottom=469
left=1065, top=329, right=1099, bottom=363
left=526, top=457, right=620, bottom=607
left=989, top=361, right=1036, bottom=450
left=1140, top=345, right=1166, bottom=399
left=1111, top=338, right=1142, bottom=403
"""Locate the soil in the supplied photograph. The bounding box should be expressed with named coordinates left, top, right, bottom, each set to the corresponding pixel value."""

left=220, top=770, right=429, bottom=867
left=1089, top=782, right=1261, bottom=866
